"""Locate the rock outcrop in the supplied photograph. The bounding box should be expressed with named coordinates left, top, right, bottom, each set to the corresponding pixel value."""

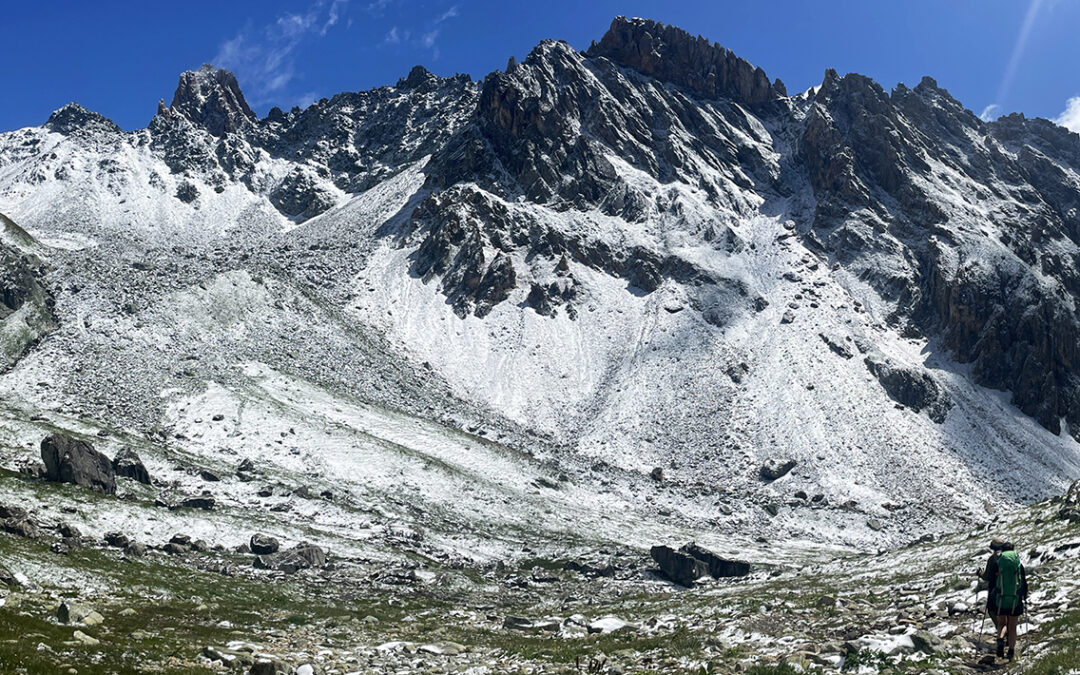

left=0, top=214, right=56, bottom=370
left=40, top=434, right=117, bottom=495
left=864, top=352, right=952, bottom=423
left=169, top=65, right=255, bottom=137
left=112, top=447, right=151, bottom=484
left=587, top=16, right=784, bottom=105
left=651, top=543, right=751, bottom=586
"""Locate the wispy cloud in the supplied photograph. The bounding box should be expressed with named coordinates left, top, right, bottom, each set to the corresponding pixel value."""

left=214, top=0, right=349, bottom=108
left=981, top=0, right=1045, bottom=120
left=979, top=104, right=1001, bottom=122
left=380, top=3, right=458, bottom=59
left=1055, top=96, right=1080, bottom=133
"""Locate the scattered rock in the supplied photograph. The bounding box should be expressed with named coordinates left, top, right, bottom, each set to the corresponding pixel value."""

left=124, top=542, right=147, bottom=557
left=250, top=533, right=281, bottom=555
left=58, top=601, right=100, bottom=625
left=248, top=657, right=290, bottom=675
left=760, top=458, right=797, bottom=481
left=0, top=563, right=20, bottom=587
left=864, top=352, right=952, bottom=423
left=588, top=617, right=636, bottom=634
left=104, top=532, right=130, bottom=548
left=502, top=616, right=560, bottom=632
left=819, top=332, right=855, bottom=359
left=418, top=642, right=467, bottom=655
left=173, top=496, right=215, bottom=511
left=911, top=630, right=943, bottom=654
left=0, top=504, right=28, bottom=520
left=564, top=560, right=616, bottom=578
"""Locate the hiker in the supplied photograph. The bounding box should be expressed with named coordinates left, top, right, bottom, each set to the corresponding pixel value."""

left=977, top=537, right=1007, bottom=644
left=980, top=539, right=1028, bottom=660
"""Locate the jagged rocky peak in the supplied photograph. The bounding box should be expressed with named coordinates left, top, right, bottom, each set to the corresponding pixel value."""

left=169, top=64, right=255, bottom=136
left=45, top=103, right=122, bottom=136
left=587, top=16, right=785, bottom=104
left=397, top=65, right=437, bottom=90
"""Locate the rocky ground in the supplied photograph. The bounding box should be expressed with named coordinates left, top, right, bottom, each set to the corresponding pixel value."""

left=2, top=434, right=1079, bottom=674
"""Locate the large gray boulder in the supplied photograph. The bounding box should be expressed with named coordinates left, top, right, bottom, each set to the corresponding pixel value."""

left=253, top=543, right=327, bottom=574
left=40, top=434, right=116, bottom=495
left=250, top=533, right=280, bottom=555
left=863, top=352, right=952, bottom=423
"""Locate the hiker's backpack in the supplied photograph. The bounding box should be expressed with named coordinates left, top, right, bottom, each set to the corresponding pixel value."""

left=995, top=550, right=1022, bottom=611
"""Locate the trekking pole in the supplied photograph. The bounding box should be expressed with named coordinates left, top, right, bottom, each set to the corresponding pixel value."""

left=975, top=591, right=987, bottom=657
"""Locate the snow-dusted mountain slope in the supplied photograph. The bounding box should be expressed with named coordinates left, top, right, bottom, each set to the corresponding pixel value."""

left=1, top=16, right=1079, bottom=552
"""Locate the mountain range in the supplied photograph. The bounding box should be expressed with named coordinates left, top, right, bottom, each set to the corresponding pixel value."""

left=2, top=16, right=1080, bottom=556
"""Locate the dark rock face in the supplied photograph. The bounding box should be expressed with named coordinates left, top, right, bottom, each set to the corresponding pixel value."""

left=112, top=447, right=151, bottom=484
left=0, top=217, right=57, bottom=370
left=269, top=167, right=337, bottom=221
left=650, top=545, right=708, bottom=586
left=40, top=434, right=117, bottom=495
left=679, top=543, right=751, bottom=578
left=798, top=72, right=1080, bottom=439
left=253, top=543, right=327, bottom=574
left=651, top=543, right=751, bottom=586
left=864, top=353, right=952, bottom=423
left=175, top=180, right=199, bottom=204
left=587, top=16, right=782, bottom=105
left=169, top=65, right=255, bottom=137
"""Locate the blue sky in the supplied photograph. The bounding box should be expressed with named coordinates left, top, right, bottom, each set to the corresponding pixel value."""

left=2, top=0, right=1079, bottom=132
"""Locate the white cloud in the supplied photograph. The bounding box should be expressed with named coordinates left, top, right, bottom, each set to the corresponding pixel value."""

left=979, top=104, right=1002, bottom=122
left=1054, top=96, right=1080, bottom=133
left=379, top=3, right=457, bottom=57
left=213, top=0, right=349, bottom=107
left=435, top=6, right=458, bottom=23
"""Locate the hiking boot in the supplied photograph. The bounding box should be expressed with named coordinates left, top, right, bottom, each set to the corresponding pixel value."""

left=996, top=638, right=1005, bottom=658
left=1007, top=647, right=1015, bottom=660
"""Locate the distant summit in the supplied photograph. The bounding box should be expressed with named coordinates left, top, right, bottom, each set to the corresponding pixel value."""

left=168, top=64, right=254, bottom=136
left=587, top=16, right=786, bottom=104
left=45, top=103, right=121, bottom=136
